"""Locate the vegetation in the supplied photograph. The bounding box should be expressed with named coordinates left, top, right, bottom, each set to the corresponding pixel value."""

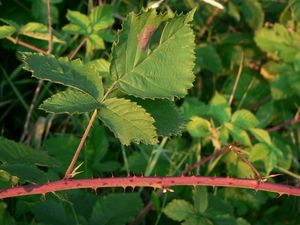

left=0, top=0, right=300, bottom=224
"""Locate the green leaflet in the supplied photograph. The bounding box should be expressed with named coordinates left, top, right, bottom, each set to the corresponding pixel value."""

left=22, top=53, right=104, bottom=101
left=231, top=109, right=259, bottom=129
left=0, top=164, right=47, bottom=183
left=39, top=89, right=101, bottom=114
left=163, top=199, right=194, bottom=221
left=225, top=123, right=252, bottom=146
left=89, top=5, right=114, bottom=31
left=255, top=23, right=300, bottom=62
left=187, top=116, right=211, bottom=138
left=19, top=22, right=64, bottom=43
left=0, top=137, right=59, bottom=184
left=98, top=98, right=158, bottom=145
left=195, top=44, right=223, bottom=73
left=209, top=92, right=231, bottom=124
left=65, top=10, right=90, bottom=32
left=0, top=137, right=59, bottom=167
left=63, top=5, right=114, bottom=55
left=90, top=193, right=143, bottom=225
left=0, top=25, right=16, bottom=39
left=111, top=9, right=195, bottom=99
left=132, top=98, right=185, bottom=136
left=193, top=187, right=208, bottom=214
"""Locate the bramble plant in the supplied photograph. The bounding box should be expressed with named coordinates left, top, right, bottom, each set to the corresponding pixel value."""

left=0, top=0, right=300, bottom=224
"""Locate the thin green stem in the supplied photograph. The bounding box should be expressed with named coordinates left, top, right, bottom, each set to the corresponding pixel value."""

left=275, top=166, right=300, bottom=180
left=121, top=145, right=130, bottom=174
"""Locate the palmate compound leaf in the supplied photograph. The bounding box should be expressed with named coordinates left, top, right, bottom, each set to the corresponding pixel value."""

left=39, top=89, right=101, bottom=114
left=22, top=53, right=104, bottom=101
left=98, top=98, right=158, bottom=145
left=110, top=9, right=196, bottom=99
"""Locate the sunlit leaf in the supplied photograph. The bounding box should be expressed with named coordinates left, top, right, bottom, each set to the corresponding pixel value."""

left=111, top=9, right=195, bottom=99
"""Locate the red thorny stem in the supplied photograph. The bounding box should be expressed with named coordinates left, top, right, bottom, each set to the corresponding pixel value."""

left=131, top=145, right=232, bottom=225
left=1, top=176, right=300, bottom=199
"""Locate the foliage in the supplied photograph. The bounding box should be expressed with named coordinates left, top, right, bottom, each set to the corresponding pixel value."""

left=0, top=0, right=300, bottom=225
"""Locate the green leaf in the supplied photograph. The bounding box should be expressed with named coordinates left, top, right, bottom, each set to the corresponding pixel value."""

left=19, top=22, right=64, bottom=43
left=132, top=98, right=185, bottom=136
left=183, top=216, right=213, bottom=225
left=163, top=199, right=194, bottom=221
left=193, top=186, right=208, bottom=214
left=249, top=128, right=271, bottom=145
left=232, top=0, right=264, bottom=29
left=182, top=97, right=210, bottom=119
left=209, top=92, right=231, bottom=124
left=231, top=109, right=259, bottom=129
left=187, top=116, right=211, bottom=138
left=0, top=202, right=16, bottom=225
left=249, top=143, right=269, bottom=162
left=39, top=89, right=101, bottom=114
left=0, top=163, right=47, bottom=183
left=88, top=34, right=105, bottom=49
left=87, top=58, right=110, bottom=78
left=0, top=25, right=16, bottom=39
left=89, top=5, right=114, bottom=31
left=32, top=198, right=76, bottom=225
left=249, top=143, right=278, bottom=174
left=0, top=137, right=59, bottom=167
left=205, top=195, right=233, bottom=216
left=292, top=0, right=300, bottom=21
left=255, top=24, right=300, bottom=62
left=265, top=150, right=278, bottom=174
left=65, top=10, right=90, bottom=32
left=111, top=9, right=195, bottom=99
left=98, top=98, right=158, bottom=145
left=195, top=44, right=223, bottom=73
left=44, top=134, right=80, bottom=173
left=225, top=123, right=252, bottom=146
left=62, top=24, right=85, bottom=35
left=90, top=193, right=143, bottom=225
left=22, top=53, right=104, bottom=101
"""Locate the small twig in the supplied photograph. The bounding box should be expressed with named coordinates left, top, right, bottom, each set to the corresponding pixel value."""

left=182, top=145, right=230, bottom=174
left=267, top=116, right=300, bottom=132
left=64, top=109, right=98, bottom=179
left=199, top=7, right=221, bottom=37
left=101, top=81, right=117, bottom=102
left=199, top=0, right=227, bottom=37
left=6, top=36, right=48, bottom=54
left=46, top=0, right=53, bottom=54
left=231, top=147, right=262, bottom=179
left=1, top=176, right=300, bottom=199
left=228, top=52, right=244, bottom=106
left=20, top=80, right=44, bottom=143
left=68, top=37, right=88, bottom=60
left=20, top=0, right=53, bottom=143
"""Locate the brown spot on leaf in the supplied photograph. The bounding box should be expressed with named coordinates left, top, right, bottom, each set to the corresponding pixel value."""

left=138, top=26, right=157, bottom=50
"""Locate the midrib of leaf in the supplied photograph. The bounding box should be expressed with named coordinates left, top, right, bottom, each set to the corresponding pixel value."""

left=118, top=18, right=187, bottom=81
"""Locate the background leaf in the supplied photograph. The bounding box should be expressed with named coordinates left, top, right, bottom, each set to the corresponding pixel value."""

left=0, top=25, right=16, bottom=38
left=90, top=193, right=143, bottom=225
left=163, top=199, right=194, bottom=221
